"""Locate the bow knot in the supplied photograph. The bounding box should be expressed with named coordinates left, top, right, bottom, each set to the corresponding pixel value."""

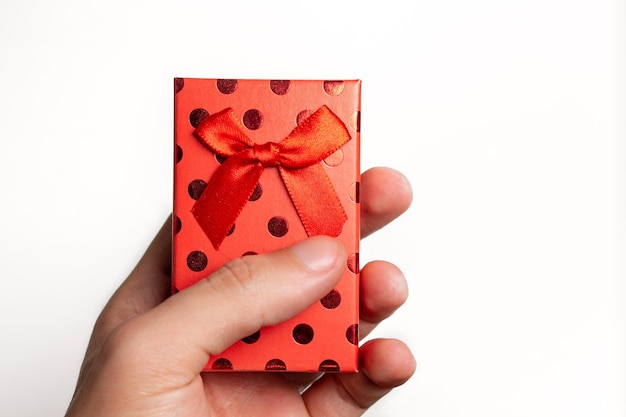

left=191, top=105, right=351, bottom=250
left=253, top=142, right=280, bottom=167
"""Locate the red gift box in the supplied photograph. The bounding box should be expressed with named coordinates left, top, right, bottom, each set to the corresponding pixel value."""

left=173, top=78, right=361, bottom=372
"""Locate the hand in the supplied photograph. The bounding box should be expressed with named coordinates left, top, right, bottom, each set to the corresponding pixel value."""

left=65, top=167, right=416, bottom=417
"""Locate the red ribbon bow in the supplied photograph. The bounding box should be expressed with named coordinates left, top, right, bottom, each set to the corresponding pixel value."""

left=192, top=105, right=351, bottom=250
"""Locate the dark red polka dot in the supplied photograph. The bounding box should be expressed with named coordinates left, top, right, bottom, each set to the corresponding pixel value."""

left=212, top=358, right=233, bottom=370
left=348, top=111, right=360, bottom=132
left=242, top=251, right=257, bottom=256
left=215, top=153, right=228, bottom=164
left=320, top=289, right=341, bottom=309
left=188, top=179, right=207, bottom=200
left=249, top=183, right=263, bottom=201
left=243, top=109, right=263, bottom=130
left=241, top=330, right=260, bottom=344
left=323, top=80, right=345, bottom=96
left=270, top=80, right=291, bottom=95
left=268, top=216, right=289, bottom=237
left=296, top=110, right=313, bottom=126
left=174, top=215, right=182, bottom=234
left=265, top=359, right=287, bottom=371
left=350, top=182, right=360, bottom=203
left=174, top=78, right=184, bottom=94
left=323, top=149, right=343, bottom=167
left=187, top=250, right=208, bottom=272
left=189, top=108, right=209, bottom=128
left=293, top=323, right=314, bottom=344
left=226, top=224, right=235, bottom=236
left=217, top=79, right=238, bottom=94
left=175, top=144, right=183, bottom=163
left=346, top=324, right=358, bottom=345
left=347, top=253, right=360, bottom=274
left=319, top=360, right=340, bottom=372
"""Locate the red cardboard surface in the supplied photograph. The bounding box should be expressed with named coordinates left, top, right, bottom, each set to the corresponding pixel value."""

left=173, top=78, right=361, bottom=372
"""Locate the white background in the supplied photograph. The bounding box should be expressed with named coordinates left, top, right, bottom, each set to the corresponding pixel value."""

left=1, top=0, right=624, bottom=416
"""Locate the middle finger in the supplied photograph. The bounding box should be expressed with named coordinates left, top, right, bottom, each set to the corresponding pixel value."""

left=358, top=260, right=408, bottom=340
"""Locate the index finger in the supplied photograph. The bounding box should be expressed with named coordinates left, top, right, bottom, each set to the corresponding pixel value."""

left=360, top=167, right=413, bottom=238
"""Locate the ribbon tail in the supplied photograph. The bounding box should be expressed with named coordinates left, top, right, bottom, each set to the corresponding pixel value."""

left=280, top=165, right=348, bottom=238
left=192, top=154, right=263, bottom=250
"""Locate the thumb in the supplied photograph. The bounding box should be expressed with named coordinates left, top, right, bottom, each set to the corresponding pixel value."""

left=106, top=236, right=346, bottom=381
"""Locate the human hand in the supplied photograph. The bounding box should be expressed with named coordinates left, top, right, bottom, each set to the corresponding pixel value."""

left=65, top=166, right=416, bottom=417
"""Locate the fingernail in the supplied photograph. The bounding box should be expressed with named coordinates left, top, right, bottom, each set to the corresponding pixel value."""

left=290, top=236, right=342, bottom=272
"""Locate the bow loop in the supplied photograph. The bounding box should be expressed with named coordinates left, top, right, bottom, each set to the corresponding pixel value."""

left=192, top=105, right=351, bottom=250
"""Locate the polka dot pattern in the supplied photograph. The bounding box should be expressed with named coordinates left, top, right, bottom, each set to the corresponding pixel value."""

left=270, top=80, right=291, bottom=95
left=347, top=253, right=360, bottom=274
left=296, top=110, right=313, bottom=126
left=350, top=111, right=361, bottom=132
left=212, top=358, right=233, bottom=370
left=346, top=324, right=358, bottom=345
left=349, top=182, right=360, bottom=203
left=242, top=330, right=261, bottom=344
left=189, top=108, right=209, bottom=128
left=215, top=153, right=228, bottom=164
left=173, top=78, right=360, bottom=372
left=176, top=145, right=183, bottom=163
left=265, top=359, right=287, bottom=371
left=188, top=179, right=207, bottom=200
left=216, top=79, right=237, bottom=94
left=249, top=183, right=263, bottom=201
left=319, top=360, right=340, bottom=372
left=243, top=109, right=263, bottom=130
left=174, top=78, right=184, bottom=94
left=187, top=250, right=207, bottom=272
left=323, top=149, right=343, bottom=167
left=293, top=323, right=314, bottom=345
left=320, top=289, right=341, bottom=309
left=323, top=80, right=345, bottom=96
left=268, top=216, right=289, bottom=237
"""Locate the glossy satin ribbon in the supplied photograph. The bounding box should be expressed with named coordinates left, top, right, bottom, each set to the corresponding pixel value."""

left=192, top=105, right=351, bottom=250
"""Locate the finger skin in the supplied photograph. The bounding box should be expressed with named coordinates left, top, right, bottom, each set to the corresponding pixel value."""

left=70, top=217, right=173, bottom=398
left=91, top=166, right=411, bottom=335
left=281, top=260, right=410, bottom=391
left=67, top=166, right=415, bottom=416
left=80, top=166, right=412, bottom=378
left=360, top=167, right=412, bottom=238
left=100, top=236, right=346, bottom=384
left=302, top=339, right=416, bottom=416
left=93, top=216, right=173, bottom=343
left=94, top=166, right=411, bottom=336
left=359, top=261, right=409, bottom=339
left=67, top=236, right=347, bottom=416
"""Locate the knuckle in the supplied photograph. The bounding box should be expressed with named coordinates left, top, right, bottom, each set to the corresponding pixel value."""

left=98, top=321, right=144, bottom=368
left=206, top=257, right=267, bottom=325
left=208, top=257, right=261, bottom=298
